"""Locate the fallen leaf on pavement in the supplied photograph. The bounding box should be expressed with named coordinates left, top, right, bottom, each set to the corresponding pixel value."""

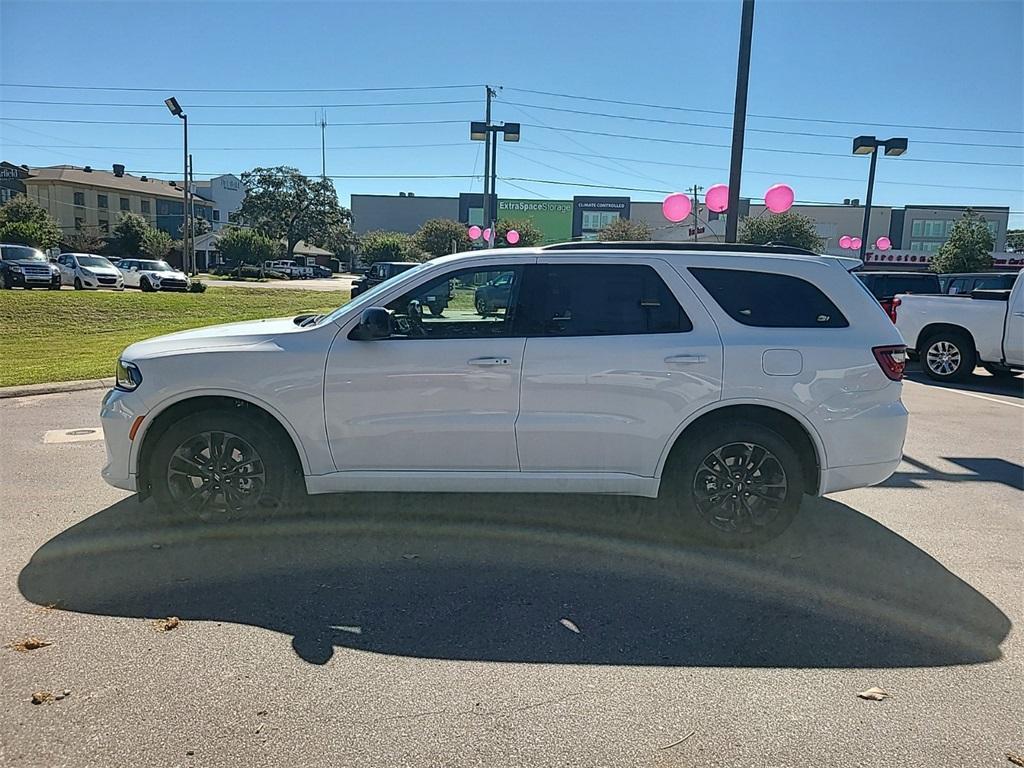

left=559, top=618, right=581, bottom=634
left=8, top=637, right=52, bottom=652
left=857, top=687, right=889, bottom=701
left=401, top=553, right=418, bottom=560
left=153, top=617, right=180, bottom=632
left=659, top=730, right=696, bottom=750
left=1007, top=751, right=1024, bottom=767
left=31, top=691, right=52, bottom=705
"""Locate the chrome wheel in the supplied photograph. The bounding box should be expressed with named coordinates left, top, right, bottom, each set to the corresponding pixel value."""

left=926, top=340, right=961, bottom=377
left=166, top=430, right=266, bottom=514
left=692, top=442, right=788, bottom=534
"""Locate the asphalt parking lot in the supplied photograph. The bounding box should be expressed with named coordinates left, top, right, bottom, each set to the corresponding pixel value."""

left=0, top=371, right=1021, bottom=767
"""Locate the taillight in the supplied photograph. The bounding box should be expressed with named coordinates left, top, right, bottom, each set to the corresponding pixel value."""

left=888, top=296, right=901, bottom=323
left=873, top=345, right=907, bottom=381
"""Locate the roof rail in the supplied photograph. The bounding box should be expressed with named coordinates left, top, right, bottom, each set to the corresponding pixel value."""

left=540, top=241, right=821, bottom=257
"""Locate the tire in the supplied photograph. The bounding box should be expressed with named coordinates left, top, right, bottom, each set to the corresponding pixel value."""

left=140, top=277, right=155, bottom=292
left=74, top=277, right=83, bottom=290
left=427, top=302, right=445, bottom=317
left=921, top=330, right=975, bottom=382
left=48, top=284, right=60, bottom=290
left=0, top=274, right=8, bottom=289
left=660, top=421, right=805, bottom=547
left=475, top=295, right=490, bottom=316
left=982, top=363, right=1019, bottom=379
left=148, top=409, right=299, bottom=520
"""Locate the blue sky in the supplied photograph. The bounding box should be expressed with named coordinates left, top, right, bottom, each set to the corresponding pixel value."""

left=1, top=0, right=1021, bottom=224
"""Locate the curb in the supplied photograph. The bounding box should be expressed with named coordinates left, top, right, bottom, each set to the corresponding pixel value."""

left=0, top=378, right=114, bottom=400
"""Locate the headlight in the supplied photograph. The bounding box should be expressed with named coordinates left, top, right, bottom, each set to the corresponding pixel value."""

left=10, top=265, right=23, bottom=273
left=81, top=268, right=94, bottom=277
left=115, top=359, right=143, bottom=392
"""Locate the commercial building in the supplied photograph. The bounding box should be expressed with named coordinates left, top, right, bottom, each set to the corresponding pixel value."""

left=188, top=173, right=246, bottom=230
left=15, top=163, right=214, bottom=238
left=352, top=192, right=1010, bottom=268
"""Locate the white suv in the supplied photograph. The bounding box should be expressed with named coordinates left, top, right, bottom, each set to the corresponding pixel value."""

left=100, top=243, right=909, bottom=545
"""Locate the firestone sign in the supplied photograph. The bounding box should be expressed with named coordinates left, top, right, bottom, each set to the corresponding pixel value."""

left=864, top=250, right=1024, bottom=268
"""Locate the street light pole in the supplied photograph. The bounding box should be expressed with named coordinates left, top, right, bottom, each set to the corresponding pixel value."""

left=481, top=87, right=494, bottom=240
left=726, top=0, right=755, bottom=243
left=853, top=135, right=908, bottom=260
left=166, top=97, right=190, bottom=273
left=859, top=147, right=878, bottom=261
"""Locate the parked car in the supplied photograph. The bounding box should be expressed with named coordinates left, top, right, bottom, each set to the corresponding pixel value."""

left=56, top=252, right=124, bottom=290
left=350, top=261, right=418, bottom=298
left=938, top=272, right=1020, bottom=294
left=895, top=271, right=1024, bottom=381
left=264, top=259, right=315, bottom=279
left=474, top=270, right=516, bottom=316
left=118, top=259, right=191, bottom=292
left=0, top=244, right=61, bottom=290
left=855, top=271, right=941, bottom=322
left=101, top=242, right=909, bottom=547
left=311, top=264, right=333, bottom=278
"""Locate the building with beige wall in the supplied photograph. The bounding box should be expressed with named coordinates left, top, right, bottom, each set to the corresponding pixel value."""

left=21, top=164, right=213, bottom=238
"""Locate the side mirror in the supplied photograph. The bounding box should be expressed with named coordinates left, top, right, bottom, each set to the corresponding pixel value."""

left=352, top=307, right=391, bottom=340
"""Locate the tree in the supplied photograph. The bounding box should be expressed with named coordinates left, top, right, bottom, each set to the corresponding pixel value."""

left=359, top=230, right=417, bottom=265
left=315, top=222, right=360, bottom=271
left=413, top=218, right=470, bottom=258
left=178, top=216, right=211, bottom=239
left=236, top=166, right=352, bottom=260
left=108, top=213, right=152, bottom=255
left=739, top=211, right=823, bottom=251
left=930, top=209, right=994, bottom=273
left=496, top=217, right=544, bottom=247
left=0, top=195, right=62, bottom=249
left=61, top=227, right=106, bottom=254
left=597, top=217, right=652, bottom=242
left=140, top=228, right=173, bottom=259
left=1006, top=229, right=1024, bottom=253
left=216, top=228, right=279, bottom=275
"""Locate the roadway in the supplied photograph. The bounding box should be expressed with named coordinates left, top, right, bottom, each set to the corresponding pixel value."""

left=1, top=372, right=1021, bottom=767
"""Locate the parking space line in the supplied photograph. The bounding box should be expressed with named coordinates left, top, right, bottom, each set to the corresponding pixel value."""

left=905, top=380, right=1024, bottom=409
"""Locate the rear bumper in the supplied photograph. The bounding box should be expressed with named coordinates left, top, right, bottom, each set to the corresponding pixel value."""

left=820, top=458, right=902, bottom=495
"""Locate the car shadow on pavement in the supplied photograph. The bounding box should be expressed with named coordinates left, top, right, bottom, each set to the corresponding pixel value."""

left=905, top=365, right=1024, bottom=399
left=18, top=492, right=1010, bottom=669
left=884, top=455, right=1024, bottom=491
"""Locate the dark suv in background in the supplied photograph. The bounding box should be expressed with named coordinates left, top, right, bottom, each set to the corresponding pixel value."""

left=0, top=244, right=61, bottom=290
left=350, top=261, right=418, bottom=298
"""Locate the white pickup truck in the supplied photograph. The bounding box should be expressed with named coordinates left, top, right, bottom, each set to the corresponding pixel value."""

left=895, top=271, right=1024, bottom=381
left=264, top=259, right=314, bottom=279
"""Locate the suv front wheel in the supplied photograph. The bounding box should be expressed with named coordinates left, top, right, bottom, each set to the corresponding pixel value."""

left=148, top=410, right=297, bottom=519
left=661, top=421, right=804, bottom=547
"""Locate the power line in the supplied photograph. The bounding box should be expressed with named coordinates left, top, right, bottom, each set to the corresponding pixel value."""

left=1, top=116, right=468, bottom=128
left=0, top=82, right=484, bottom=94
left=502, top=100, right=1024, bottom=150
left=521, top=123, right=1024, bottom=168
left=510, top=145, right=1024, bottom=194
left=503, top=86, right=1024, bottom=136
left=0, top=98, right=478, bottom=109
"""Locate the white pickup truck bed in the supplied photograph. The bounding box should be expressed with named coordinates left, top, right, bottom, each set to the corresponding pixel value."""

left=895, top=272, right=1024, bottom=381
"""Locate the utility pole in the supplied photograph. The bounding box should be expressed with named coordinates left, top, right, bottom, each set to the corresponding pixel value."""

left=318, top=109, right=328, bottom=180
left=726, top=0, right=755, bottom=243
left=188, top=153, right=196, bottom=274
left=481, top=86, right=495, bottom=242
left=691, top=184, right=703, bottom=242
left=488, top=123, right=498, bottom=247
left=183, top=114, right=190, bottom=274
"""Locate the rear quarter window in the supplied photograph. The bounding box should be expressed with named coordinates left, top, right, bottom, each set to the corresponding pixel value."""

left=689, top=267, right=849, bottom=328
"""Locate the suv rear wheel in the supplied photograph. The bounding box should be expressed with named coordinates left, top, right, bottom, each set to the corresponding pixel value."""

left=922, top=330, right=975, bottom=382
left=148, top=410, right=297, bottom=519
left=661, top=421, right=804, bottom=547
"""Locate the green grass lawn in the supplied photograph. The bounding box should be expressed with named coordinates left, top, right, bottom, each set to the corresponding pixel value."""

left=0, top=287, right=346, bottom=387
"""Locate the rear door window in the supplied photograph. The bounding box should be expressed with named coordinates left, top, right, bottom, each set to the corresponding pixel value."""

left=519, top=264, right=692, bottom=337
left=689, top=267, right=848, bottom=328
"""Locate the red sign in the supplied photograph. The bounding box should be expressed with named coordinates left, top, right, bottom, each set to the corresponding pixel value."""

left=863, top=250, right=1024, bottom=268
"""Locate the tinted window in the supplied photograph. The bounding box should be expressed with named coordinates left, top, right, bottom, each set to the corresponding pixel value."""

left=522, top=264, right=692, bottom=337
left=383, top=266, right=521, bottom=340
left=948, top=278, right=970, bottom=295
left=690, top=268, right=848, bottom=328
left=856, top=273, right=883, bottom=299
left=973, top=275, right=1011, bottom=290
left=883, top=274, right=940, bottom=297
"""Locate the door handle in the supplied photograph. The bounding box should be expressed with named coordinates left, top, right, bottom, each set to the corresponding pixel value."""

left=468, top=357, right=511, bottom=366
left=665, top=354, right=707, bottom=364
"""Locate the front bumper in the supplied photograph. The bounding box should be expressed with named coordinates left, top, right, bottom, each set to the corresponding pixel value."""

left=81, top=275, right=124, bottom=290
left=100, top=388, right=140, bottom=492
left=7, top=270, right=60, bottom=288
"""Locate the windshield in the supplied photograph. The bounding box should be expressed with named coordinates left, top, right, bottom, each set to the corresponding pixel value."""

left=76, top=255, right=113, bottom=268
left=318, top=261, right=430, bottom=325
left=137, top=260, right=174, bottom=272
left=0, top=245, right=46, bottom=262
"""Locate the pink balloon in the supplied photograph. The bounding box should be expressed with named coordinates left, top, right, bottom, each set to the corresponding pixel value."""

left=705, top=184, right=729, bottom=213
left=875, top=236, right=892, bottom=251
left=838, top=235, right=853, bottom=249
left=483, top=228, right=492, bottom=242
left=506, top=229, right=520, bottom=245
left=851, top=237, right=862, bottom=249
left=662, top=192, right=692, bottom=223
left=764, top=183, right=795, bottom=214
left=467, top=225, right=482, bottom=240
